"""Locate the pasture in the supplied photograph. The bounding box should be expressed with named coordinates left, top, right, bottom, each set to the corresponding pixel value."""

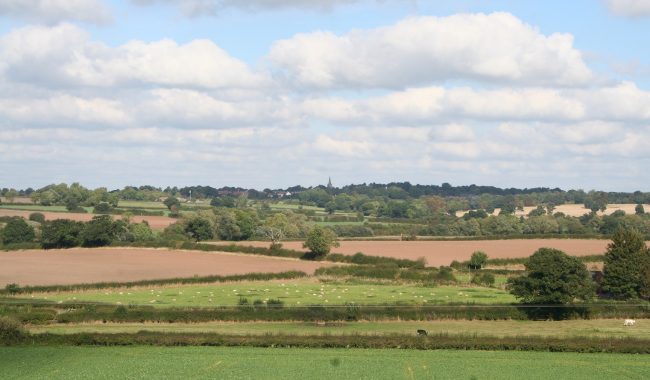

left=29, top=319, right=650, bottom=339
left=2, top=346, right=649, bottom=380
left=236, top=239, right=618, bottom=267
left=0, top=248, right=331, bottom=286
left=26, top=281, right=514, bottom=307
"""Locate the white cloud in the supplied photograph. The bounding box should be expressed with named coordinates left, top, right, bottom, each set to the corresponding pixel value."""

left=0, top=94, right=130, bottom=127
left=0, top=0, right=111, bottom=24
left=0, top=24, right=266, bottom=89
left=302, top=83, right=650, bottom=126
left=269, top=13, right=593, bottom=88
left=605, top=0, right=650, bottom=18
left=132, top=0, right=399, bottom=16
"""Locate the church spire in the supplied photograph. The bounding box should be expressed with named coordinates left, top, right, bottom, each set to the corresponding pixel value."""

left=327, top=177, right=333, bottom=189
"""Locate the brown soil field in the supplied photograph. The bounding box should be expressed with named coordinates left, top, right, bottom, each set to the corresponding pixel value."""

left=0, top=209, right=174, bottom=230
left=457, top=204, right=650, bottom=218
left=0, top=248, right=332, bottom=286
left=233, top=239, right=650, bottom=267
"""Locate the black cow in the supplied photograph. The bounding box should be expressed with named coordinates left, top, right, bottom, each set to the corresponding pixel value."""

left=417, top=329, right=428, bottom=336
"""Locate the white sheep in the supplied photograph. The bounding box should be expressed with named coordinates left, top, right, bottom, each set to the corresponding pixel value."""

left=623, top=319, right=636, bottom=326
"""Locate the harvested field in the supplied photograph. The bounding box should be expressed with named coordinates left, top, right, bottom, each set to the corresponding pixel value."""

left=0, top=248, right=331, bottom=286
left=234, top=239, right=645, bottom=267
left=0, top=209, right=174, bottom=230
left=457, top=203, right=650, bottom=218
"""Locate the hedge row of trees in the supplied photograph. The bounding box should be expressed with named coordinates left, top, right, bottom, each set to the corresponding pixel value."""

left=507, top=228, right=650, bottom=303
left=0, top=215, right=154, bottom=249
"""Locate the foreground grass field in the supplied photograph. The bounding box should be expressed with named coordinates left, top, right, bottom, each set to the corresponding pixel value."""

left=2, top=346, right=649, bottom=379
left=30, top=281, right=515, bottom=307
left=28, top=319, right=650, bottom=339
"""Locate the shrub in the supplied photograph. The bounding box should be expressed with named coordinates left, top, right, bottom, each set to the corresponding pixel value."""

left=303, top=226, right=339, bottom=259
left=1, top=217, right=35, bottom=245
left=93, top=202, right=113, bottom=214
left=5, top=283, right=21, bottom=294
left=471, top=272, right=496, bottom=287
left=0, top=317, right=27, bottom=345
left=28, top=212, right=46, bottom=223
left=41, top=219, right=85, bottom=249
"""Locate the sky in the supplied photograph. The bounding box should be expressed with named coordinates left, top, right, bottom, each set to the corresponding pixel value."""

left=1, top=0, right=650, bottom=191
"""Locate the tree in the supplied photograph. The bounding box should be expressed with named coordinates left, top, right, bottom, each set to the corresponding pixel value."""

left=303, top=226, right=340, bottom=260
left=468, top=251, right=488, bottom=270
left=41, top=219, right=84, bottom=249
left=256, top=213, right=297, bottom=248
left=507, top=248, right=594, bottom=304
left=130, top=222, right=154, bottom=242
left=184, top=217, right=214, bottom=242
left=163, top=196, right=181, bottom=211
left=80, top=215, right=122, bottom=247
left=28, top=212, right=45, bottom=224
left=635, top=204, right=645, bottom=215
left=93, top=202, right=112, bottom=214
left=602, top=228, right=648, bottom=299
left=1, top=218, right=35, bottom=245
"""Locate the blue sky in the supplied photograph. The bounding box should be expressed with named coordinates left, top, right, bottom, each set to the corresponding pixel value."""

left=1, top=0, right=650, bottom=191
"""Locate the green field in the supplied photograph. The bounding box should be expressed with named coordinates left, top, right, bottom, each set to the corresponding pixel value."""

left=29, top=281, right=515, bottom=307
left=2, top=346, right=649, bottom=379
left=28, top=319, right=650, bottom=339
left=0, top=205, right=93, bottom=213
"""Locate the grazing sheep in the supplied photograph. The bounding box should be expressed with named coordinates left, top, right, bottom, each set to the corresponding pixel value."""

left=624, top=319, right=636, bottom=326
left=417, top=329, right=428, bottom=336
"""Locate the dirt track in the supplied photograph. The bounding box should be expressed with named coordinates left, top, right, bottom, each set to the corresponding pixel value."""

left=0, top=248, right=332, bottom=286
left=0, top=209, right=175, bottom=230
left=235, top=239, right=640, bottom=267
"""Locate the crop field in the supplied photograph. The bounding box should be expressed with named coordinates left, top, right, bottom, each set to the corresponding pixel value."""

left=26, top=281, right=514, bottom=306
left=0, top=248, right=331, bottom=286
left=456, top=203, right=650, bottom=218
left=0, top=209, right=175, bottom=230
left=0, top=204, right=93, bottom=213
left=2, top=346, right=649, bottom=380
left=236, top=239, right=623, bottom=267
left=28, top=319, right=650, bottom=339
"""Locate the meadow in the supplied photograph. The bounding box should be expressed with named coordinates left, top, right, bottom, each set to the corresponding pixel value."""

left=28, top=319, right=650, bottom=339
left=2, top=346, right=649, bottom=380
left=28, top=281, right=515, bottom=307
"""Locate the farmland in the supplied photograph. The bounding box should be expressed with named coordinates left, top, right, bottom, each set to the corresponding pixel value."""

left=2, top=346, right=649, bottom=380
left=0, top=248, right=332, bottom=286
left=28, top=319, right=650, bottom=339
left=25, top=281, right=514, bottom=306
left=235, top=239, right=619, bottom=267
left=0, top=209, right=175, bottom=230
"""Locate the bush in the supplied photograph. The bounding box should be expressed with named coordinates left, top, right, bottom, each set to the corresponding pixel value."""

left=1, top=217, right=35, bottom=245
left=41, top=219, right=85, bottom=249
left=28, top=212, right=46, bottom=223
left=471, top=272, right=496, bottom=287
left=0, top=317, right=27, bottom=344
left=93, top=202, right=113, bottom=214
left=303, top=226, right=339, bottom=260
left=5, top=283, right=21, bottom=294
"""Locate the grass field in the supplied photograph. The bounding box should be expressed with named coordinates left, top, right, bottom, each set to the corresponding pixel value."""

left=28, top=281, right=515, bottom=307
left=2, top=346, right=649, bottom=379
left=28, top=319, right=650, bottom=339
left=0, top=205, right=93, bottom=213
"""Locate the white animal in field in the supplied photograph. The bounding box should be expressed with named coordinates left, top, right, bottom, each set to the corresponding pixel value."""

left=623, top=319, right=636, bottom=326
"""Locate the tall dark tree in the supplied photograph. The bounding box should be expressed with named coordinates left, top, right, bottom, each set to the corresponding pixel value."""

left=507, top=248, right=594, bottom=304
left=602, top=228, right=648, bottom=299
left=41, top=220, right=84, bottom=249
left=1, top=218, right=35, bottom=245
left=184, top=217, right=214, bottom=242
